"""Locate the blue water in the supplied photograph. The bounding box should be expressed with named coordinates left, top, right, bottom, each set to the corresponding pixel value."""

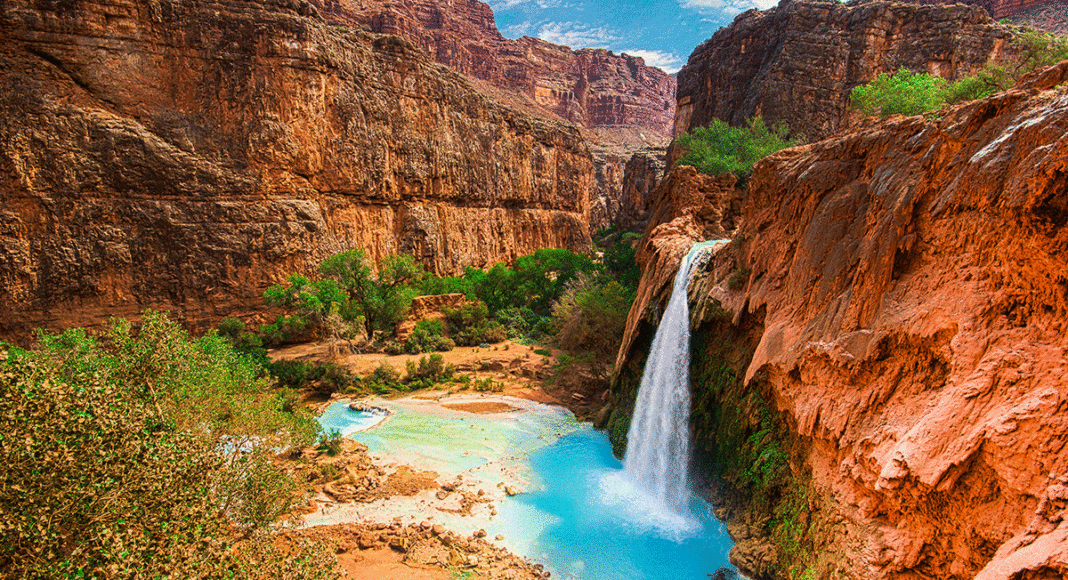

left=317, top=404, right=389, bottom=437
left=316, top=400, right=736, bottom=580
left=498, top=429, right=735, bottom=580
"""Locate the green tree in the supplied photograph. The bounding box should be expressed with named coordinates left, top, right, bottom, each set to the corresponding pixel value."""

left=675, top=117, right=801, bottom=179
left=318, top=250, right=427, bottom=338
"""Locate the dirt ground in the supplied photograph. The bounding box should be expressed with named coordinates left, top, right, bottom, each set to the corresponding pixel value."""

left=271, top=339, right=609, bottom=415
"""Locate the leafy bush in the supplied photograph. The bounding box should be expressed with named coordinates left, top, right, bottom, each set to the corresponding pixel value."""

left=403, top=354, right=451, bottom=388
left=0, top=312, right=333, bottom=579
left=850, top=68, right=948, bottom=117
left=551, top=276, right=635, bottom=366
left=405, top=318, right=454, bottom=353
left=473, top=377, right=504, bottom=392
left=364, top=362, right=401, bottom=393
left=317, top=428, right=344, bottom=456
left=496, top=306, right=550, bottom=340
left=383, top=340, right=405, bottom=355
left=853, top=32, right=1068, bottom=117
left=602, top=239, right=641, bottom=291
left=454, top=321, right=507, bottom=347
left=443, top=300, right=508, bottom=346
left=675, top=117, right=801, bottom=179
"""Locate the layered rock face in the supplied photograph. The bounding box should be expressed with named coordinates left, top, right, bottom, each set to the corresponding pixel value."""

left=901, top=0, right=1050, bottom=19
left=675, top=0, right=1014, bottom=141
left=669, top=65, right=1068, bottom=579
left=310, top=0, right=677, bottom=135
left=0, top=0, right=593, bottom=341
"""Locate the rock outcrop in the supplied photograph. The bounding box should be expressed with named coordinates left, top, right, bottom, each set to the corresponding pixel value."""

left=0, top=0, right=593, bottom=342
left=618, top=146, right=668, bottom=232
left=310, top=0, right=677, bottom=135
left=675, top=0, right=1015, bottom=141
left=613, top=166, right=740, bottom=374
left=654, top=64, right=1068, bottom=579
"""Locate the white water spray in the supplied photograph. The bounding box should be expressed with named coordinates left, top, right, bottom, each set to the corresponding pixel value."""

left=621, top=241, right=718, bottom=515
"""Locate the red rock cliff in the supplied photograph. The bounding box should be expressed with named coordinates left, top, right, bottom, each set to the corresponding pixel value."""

left=682, top=64, right=1068, bottom=579
left=310, top=0, right=677, bottom=136
left=900, top=0, right=1051, bottom=19
left=675, top=0, right=1014, bottom=141
left=0, top=0, right=593, bottom=342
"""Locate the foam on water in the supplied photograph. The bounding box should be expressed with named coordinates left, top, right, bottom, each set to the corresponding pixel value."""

left=317, top=403, right=390, bottom=437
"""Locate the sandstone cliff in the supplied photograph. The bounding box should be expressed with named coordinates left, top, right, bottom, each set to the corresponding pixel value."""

left=901, top=0, right=1050, bottom=19
left=675, top=0, right=1014, bottom=142
left=310, top=0, right=677, bottom=136
left=618, top=63, right=1068, bottom=579
left=0, top=0, right=593, bottom=342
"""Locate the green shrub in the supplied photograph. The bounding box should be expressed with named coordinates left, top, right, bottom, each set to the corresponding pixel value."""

left=473, top=377, right=504, bottom=392
left=405, top=318, right=454, bottom=353
left=270, top=359, right=326, bottom=389
left=533, top=348, right=551, bottom=356
left=269, top=360, right=357, bottom=396
left=383, top=340, right=405, bottom=355
left=551, top=276, right=634, bottom=368
left=675, top=117, right=801, bottom=179
left=218, top=316, right=246, bottom=338
left=850, top=68, right=947, bottom=117
left=0, top=312, right=333, bottom=578
left=404, top=354, right=449, bottom=387
left=364, top=362, right=401, bottom=394
left=316, top=428, right=344, bottom=456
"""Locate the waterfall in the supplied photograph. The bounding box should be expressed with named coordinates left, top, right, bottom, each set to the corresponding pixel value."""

left=621, top=241, right=717, bottom=514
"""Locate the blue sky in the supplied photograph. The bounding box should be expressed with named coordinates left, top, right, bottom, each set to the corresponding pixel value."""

left=487, top=0, right=780, bottom=73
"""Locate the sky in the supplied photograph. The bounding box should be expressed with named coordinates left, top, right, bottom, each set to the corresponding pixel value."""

left=487, top=0, right=781, bottom=74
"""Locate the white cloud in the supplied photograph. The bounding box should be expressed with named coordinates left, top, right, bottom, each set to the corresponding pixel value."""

left=504, top=21, right=534, bottom=37
left=621, top=49, right=685, bottom=73
left=679, top=0, right=779, bottom=14
left=489, top=0, right=563, bottom=9
left=488, top=0, right=534, bottom=8
left=537, top=21, right=620, bottom=48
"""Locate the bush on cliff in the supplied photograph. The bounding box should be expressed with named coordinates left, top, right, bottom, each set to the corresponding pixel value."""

left=852, top=31, right=1068, bottom=117
left=675, top=117, right=801, bottom=180
left=0, top=311, right=334, bottom=579
left=850, top=68, right=949, bottom=117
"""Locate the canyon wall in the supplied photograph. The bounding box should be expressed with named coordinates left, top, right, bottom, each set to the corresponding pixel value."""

left=900, top=0, right=1051, bottom=19
left=675, top=0, right=1014, bottom=142
left=618, top=63, right=1068, bottom=579
left=310, top=0, right=677, bottom=136
left=0, top=0, right=593, bottom=342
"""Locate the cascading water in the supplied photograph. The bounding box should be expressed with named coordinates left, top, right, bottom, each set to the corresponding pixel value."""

left=621, top=241, right=718, bottom=514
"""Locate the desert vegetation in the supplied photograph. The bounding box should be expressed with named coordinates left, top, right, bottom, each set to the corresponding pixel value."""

left=216, top=233, right=641, bottom=399
left=0, top=312, right=335, bottom=579
left=674, top=117, right=802, bottom=179
left=850, top=29, right=1068, bottom=117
